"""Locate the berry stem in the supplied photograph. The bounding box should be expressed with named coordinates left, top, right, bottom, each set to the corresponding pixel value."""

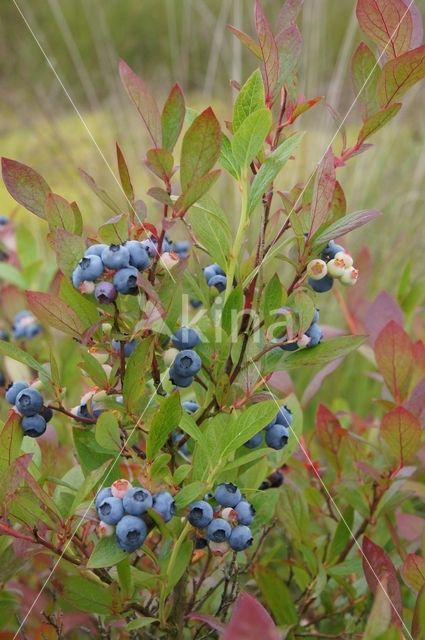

left=48, top=405, right=96, bottom=425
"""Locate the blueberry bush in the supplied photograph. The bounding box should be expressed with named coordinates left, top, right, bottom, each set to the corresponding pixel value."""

left=1, top=0, right=425, bottom=638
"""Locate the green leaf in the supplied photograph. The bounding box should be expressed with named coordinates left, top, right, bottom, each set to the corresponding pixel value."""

left=0, top=340, right=51, bottom=383
left=61, top=576, right=114, bottom=613
left=248, top=132, right=304, bottom=213
left=401, top=554, right=425, bottom=593
left=119, top=58, right=161, bottom=147
left=220, top=134, right=239, bottom=179
left=2, top=157, right=51, bottom=219
left=231, top=108, right=272, bottom=172
left=59, top=276, right=99, bottom=328
left=290, top=289, right=315, bottom=334
left=377, top=44, right=425, bottom=107
left=73, top=429, right=117, bottom=477
left=357, top=103, right=401, bottom=143
left=226, top=25, right=262, bottom=59
left=116, top=143, right=135, bottom=205
left=126, top=617, right=158, bottom=631
left=122, top=338, right=154, bottom=412
left=26, top=290, right=87, bottom=338
left=233, top=69, right=265, bottom=132
left=221, top=286, right=243, bottom=336
left=174, top=170, right=220, bottom=216
left=221, top=401, right=278, bottom=457
left=95, top=412, right=121, bottom=452
left=0, top=412, right=23, bottom=476
left=161, top=83, right=185, bottom=152
left=167, top=539, right=193, bottom=591
left=188, top=195, right=232, bottom=269
left=314, top=209, right=381, bottom=245
left=265, top=335, right=366, bottom=373
left=180, top=107, right=221, bottom=191
left=87, top=535, right=128, bottom=568
left=263, top=273, right=284, bottom=327
left=147, top=392, right=182, bottom=459
left=79, top=349, right=108, bottom=388
left=326, top=507, right=354, bottom=563
left=49, top=229, right=86, bottom=278
left=351, top=42, right=381, bottom=119
left=179, top=412, right=210, bottom=458
left=44, top=192, right=78, bottom=234
left=174, top=481, right=205, bottom=510
left=98, top=213, right=128, bottom=244
left=0, top=263, right=26, bottom=289
left=79, top=169, right=121, bottom=213
left=256, top=567, right=298, bottom=626
left=381, top=407, right=420, bottom=465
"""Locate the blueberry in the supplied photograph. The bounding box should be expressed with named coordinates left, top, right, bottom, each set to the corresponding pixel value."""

left=207, top=518, right=231, bottom=542
left=14, top=311, right=32, bottom=323
left=208, top=275, right=227, bottom=292
left=229, top=525, right=253, bottom=551
left=171, top=327, right=200, bottom=351
left=306, top=322, right=322, bottom=348
left=112, top=339, right=137, bottom=358
left=26, top=324, right=42, bottom=338
left=95, top=487, right=112, bottom=509
left=244, top=432, right=262, bottom=449
left=122, top=487, right=153, bottom=516
left=42, top=406, right=54, bottom=423
left=308, top=275, right=334, bottom=293
left=321, top=240, right=344, bottom=262
left=182, top=400, right=200, bottom=414
left=140, top=238, right=158, bottom=258
left=276, top=405, right=293, bottom=427
left=235, top=501, right=255, bottom=526
left=116, top=515, right=148, bottom=552
left=190, top=299, right=202, bottom=309
left=0, top=215, right=9, bottom=225
left=280, top=340, right=299, bottom=352
left=265, top=423, right=289, bottom=450
left=97, top=496, right=125, bottom=525
left=78, top=255, right=104, bottom=281
left=171, top=240, right=189, bottom=259
left=5, top=381, right=29, bottom=405
left=95, top=282, right=117, bottom=304
left=172, top=350, right=202, bottom=378
left=72, top=266, right=83, bottom=289
left=313, top=308, right=320, bottom=323
left=172, top=431, right=190, bottom=456
left=84, top=243, right=108, bottom=258
left=152, top=491, right=175, bottom=522
left=259, top=470, right=284, bottom=490
left=195, top=537, right=209, bottom=549
left=113, top=267, right=139, bottom=294
left=101, top=244, right=130, bottom=270
left=162, top=236, right=173, bottom=253
left=169, top=368, right=194, bottom=388
left=188, top=500, right=214, bottom=529
left=15, top=388, right=44, bottom=417
left=204, top=263, right=225, bottom=281
left=125, top=241, right=150, bottom=271
left=0, top=372, right=5, bottom=388
left=214, top=483, right=242, bottom=508
left=0, top=329, right=9, bottom=341
left=21, top=414, right=46, bottom=438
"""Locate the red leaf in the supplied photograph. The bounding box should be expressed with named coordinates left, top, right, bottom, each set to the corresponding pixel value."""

left=351, top=42, right=381, bottom=120
left=396, top=511, right=425, bottom=542
left=255, top=0, right=280, bottom=105
left=365, top=291, right=404, bottom=347
left=186, top=612, right=226, bottom=634
left=380, top=406, right=421, bottom=465
left=224, top=592, right=280, bottom=640
left=375, top=320, right=413, bottom=402
left=308, top=148, right=336, bottom=237
left=402, top=0, right=424, bottom=48
left=118, top=59, right=161, bottom=147
left=2, top=157, right=51, bottom=219
left=362, top=536, right=402, bottom=626
left=161, top=83, right=186, bottom=152
left=316, top=404, right=346, bottom=454
left=180, top=107, right=221, bottom=191
left=401, top=553, right=425, bottom=592
left=406, top=378, right=425, bottom=426
left=278, top=0, right=304, bottom=31
left=356, top=0, right=413, bottom=60
left=378, top=44, right=425, bottom=107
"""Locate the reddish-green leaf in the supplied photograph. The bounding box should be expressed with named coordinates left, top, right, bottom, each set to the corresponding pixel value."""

left=401, top=554, right=425, bottom=593
left=356, top=0, right=413, bottom=60
left=0, top=412, right=23, bottom=475
left=375, top=320, right=413, bottom=402
left=26, top=290, right=88, bottom=338
left=308, top=148, right=336, bottom=237
left=278, top=0, right=304, bottom=31
left=161, top=83, right=185, bottom=152
left=362, top=536, right=402, bottom=626
left=224, top=592, right=280, bottom=640
left=49, top=229, right=86, bottom=277
left=314, top=209, right=381, bottom=245
left=357, top=103, right=401, bottom=143
left=378, top=44, right=425, bottom=107
left=180, top=107, right=221, bottom=191
left=116, top=143, right=135, bottom=206
left=146, top=148, right=174, bottom=182
left=351, top=42, right=381, bottom=119
left=118, top=58, right=161, bottom=147
left=316, top=404, right=347, bottom=455
left=276, top=24, right=302, bottom=87
left=255, top=0, right=280, bottom=104
left=45, top=192, right=78, bottom=234
left=226, top=25, right=262, bottom=59
left=381, top=406, right=421, bottom=465
left=79, top=169, right=121, bottom=213
left=98, top=214, right=128, bottom=244
left=2, top=157, right=51, bottom=219
left=173, top=170, right=220, bottom=217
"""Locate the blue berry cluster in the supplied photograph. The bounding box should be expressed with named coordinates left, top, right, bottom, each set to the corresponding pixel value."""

left=307, top=240, right=359, bottom=293
left=169, top=328, right=202, bottom=388
left=95, top=479, right=176, bottom=552
left=203, top=263, right=227, bottom=293
left=245, top=405, right=292, bottom=450
left=187, top=483, right=255, bottom=553
left=12, top=310, right=42, bottom=339
left=142, top=236, right=189, bottom=260
left=281, top=308, right=322, bottom=352
left=5, top=382, right=52, bottom=437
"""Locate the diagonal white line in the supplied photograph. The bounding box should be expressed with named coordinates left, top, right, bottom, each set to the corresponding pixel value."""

left=257, top=0, right=416, bottom=272
left=250, top=360, right=412, bottom=638
left=12, top=0, right=176, bottom=283
left=12, top=370, right=169, bottom=639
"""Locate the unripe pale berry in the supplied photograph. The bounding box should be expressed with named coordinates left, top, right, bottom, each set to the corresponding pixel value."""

left=209, top=541, right=230, bottom=556
left=306, top=259, right=327, bottom=280
left=326, top=257, right=346, bottom=278
left=111, top=478, right=132, bottom=499
left=97, top=521, right=115, bottom=538
left=334, top=251, right=354, bottom=268
left=221, top=507, right=238, bottom=524
left=340, top=266, right=359, bottom=286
